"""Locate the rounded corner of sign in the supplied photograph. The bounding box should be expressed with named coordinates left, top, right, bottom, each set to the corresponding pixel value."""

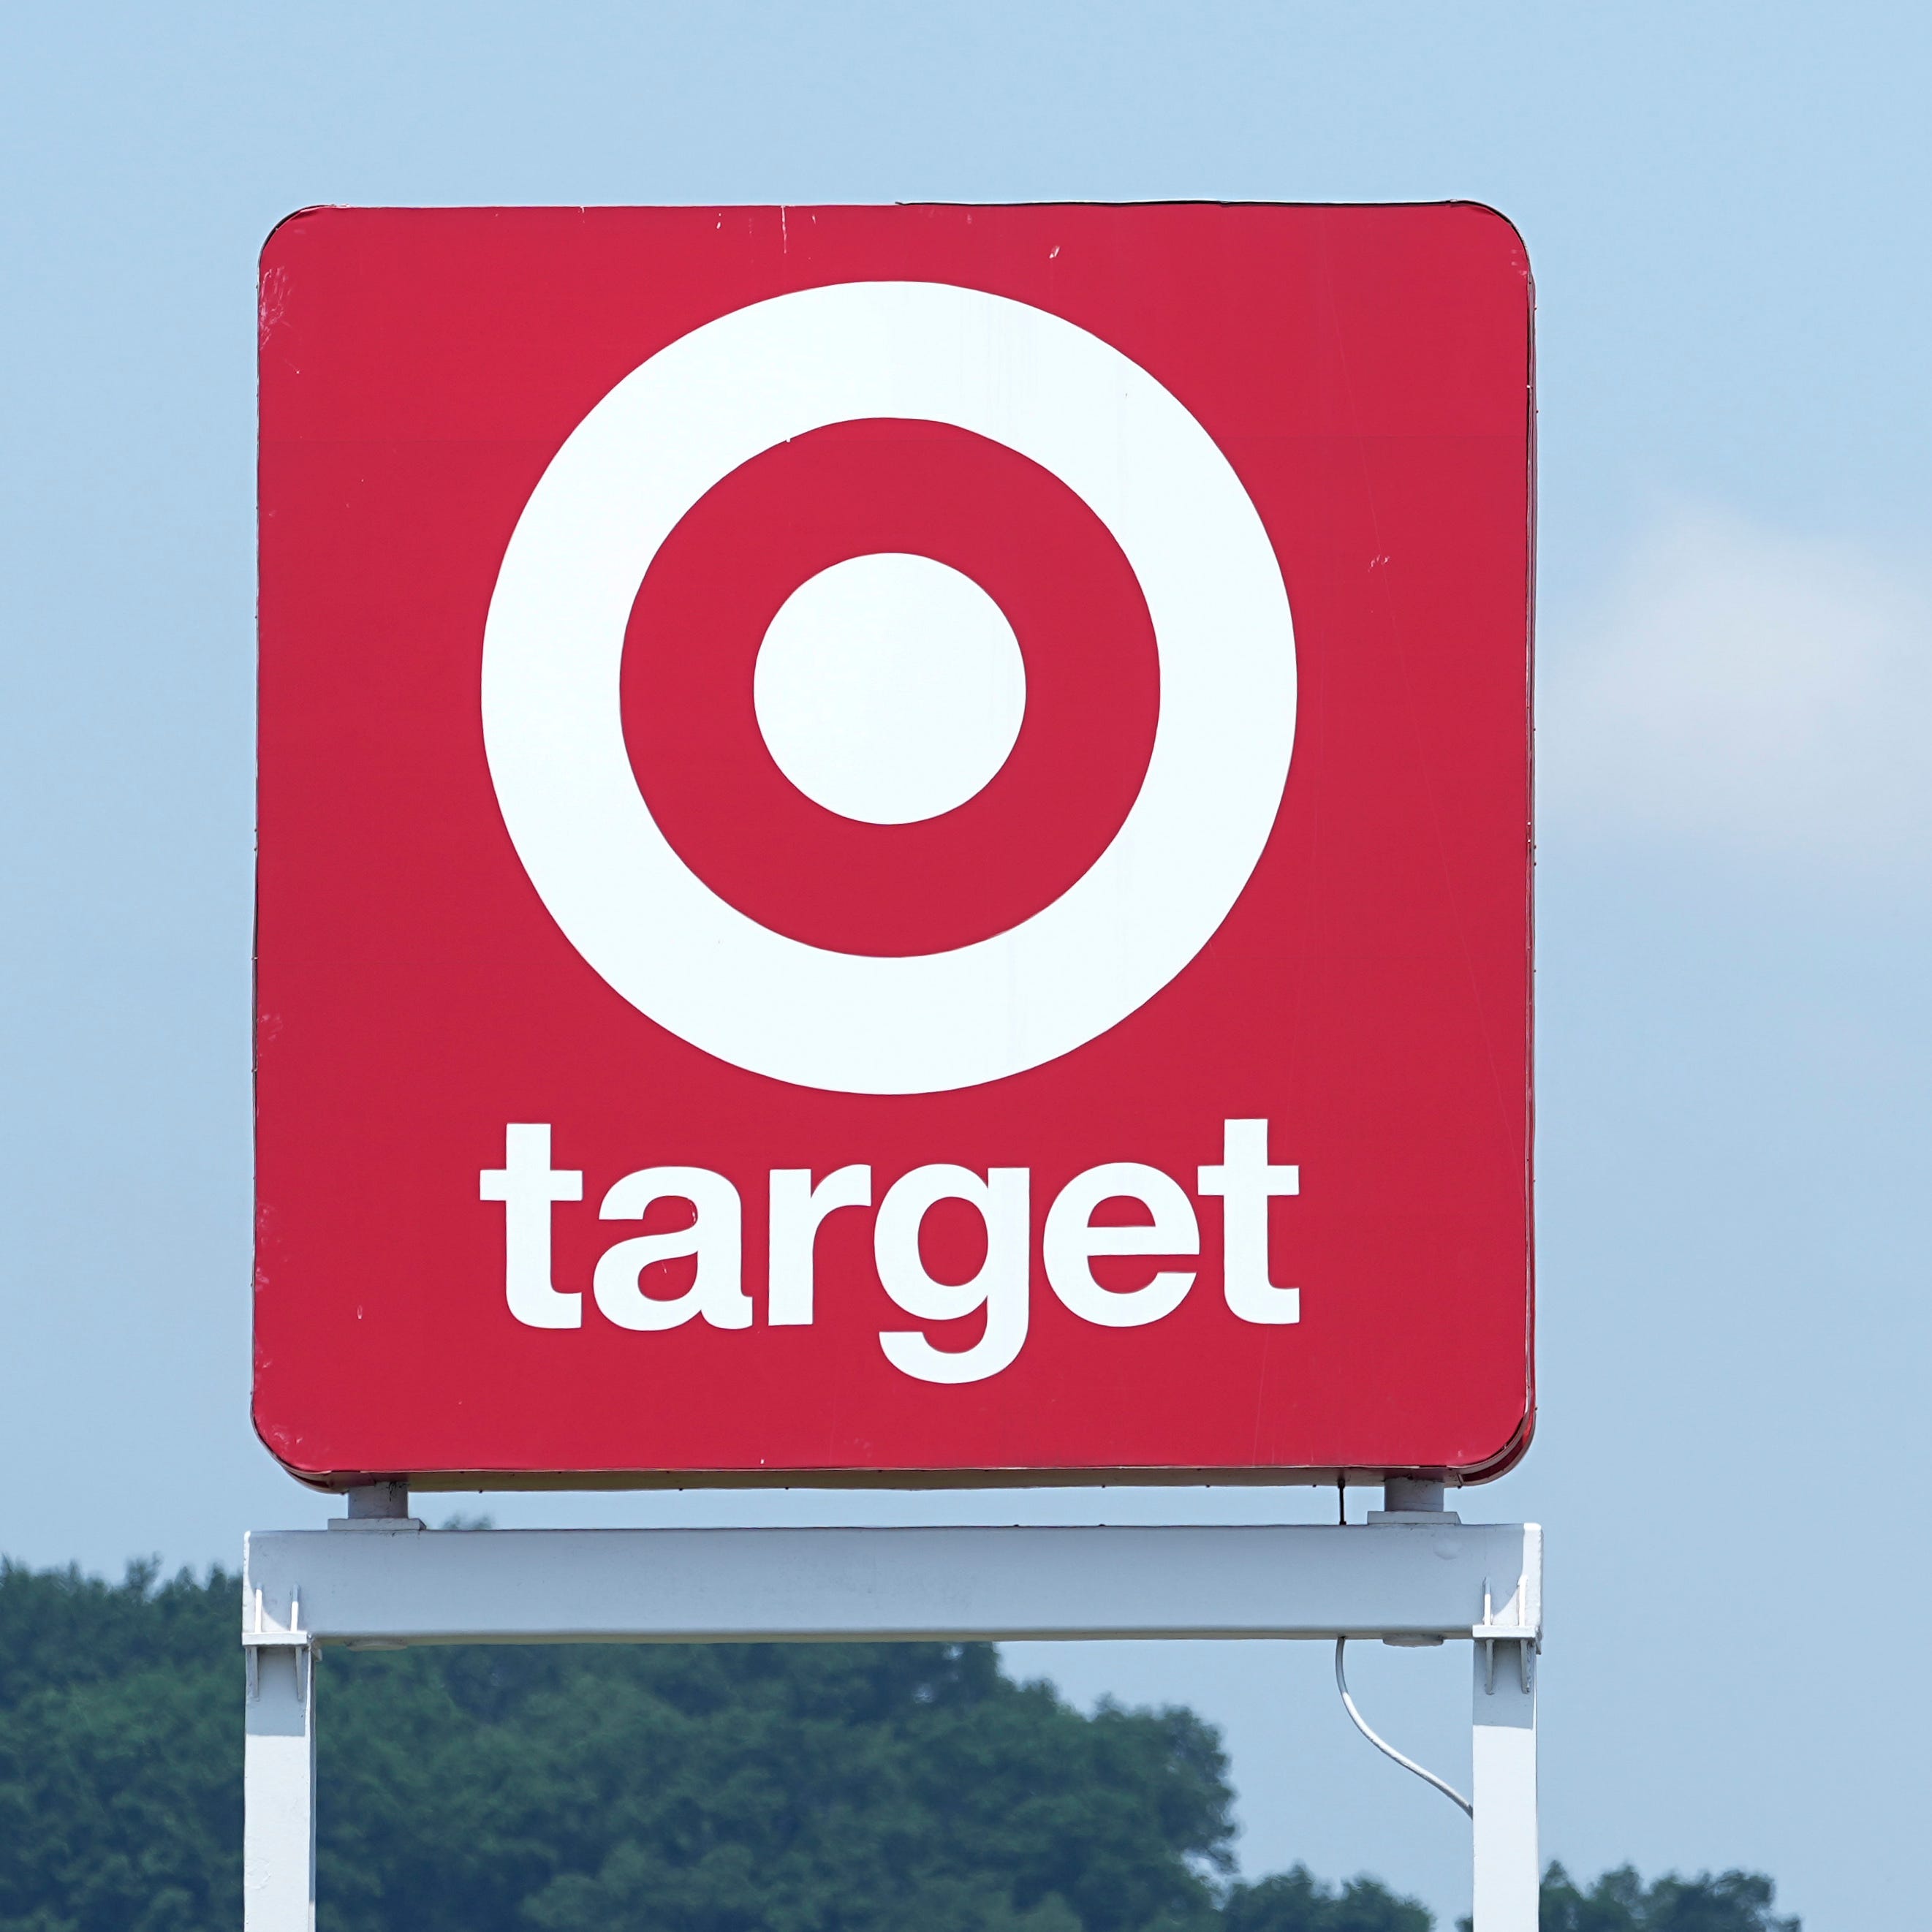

left=1448, top=1401, right=1537, bottom=1487
left=249, top=1401, right=344, bottom=1488
left=259, top=204, right=341, bottom=273
left=1442, top=200, right=1534, bottom=281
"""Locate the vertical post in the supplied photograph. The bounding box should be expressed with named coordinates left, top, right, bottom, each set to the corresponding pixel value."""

left=243, top=1643, right=316, bottom=1930
left=346, top=1480, right=411, bottom=1520
left=1471, top=1639, right=1537, bottom=1932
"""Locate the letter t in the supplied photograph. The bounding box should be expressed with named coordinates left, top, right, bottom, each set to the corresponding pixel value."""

left=480, top=1123, right=584, bottom=1329
left=1197, top=1119, right=1300, bottom=1325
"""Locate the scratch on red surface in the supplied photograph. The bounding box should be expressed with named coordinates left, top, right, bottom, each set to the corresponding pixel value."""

left=258, top=263, right=288, bottom=348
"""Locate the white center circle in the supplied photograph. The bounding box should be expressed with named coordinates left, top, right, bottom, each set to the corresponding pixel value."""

left=754, top=553, right=1026, bottom=825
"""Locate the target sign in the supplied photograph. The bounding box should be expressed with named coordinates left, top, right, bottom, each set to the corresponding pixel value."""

left=255, top=203, right=1534, bottom=1490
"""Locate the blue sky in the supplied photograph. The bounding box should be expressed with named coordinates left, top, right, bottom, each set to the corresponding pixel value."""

left=4, top=5, right=1929, bottom=1927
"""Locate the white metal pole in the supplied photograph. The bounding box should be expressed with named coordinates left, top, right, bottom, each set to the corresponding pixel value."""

left=1470, top=1638, right=1537, bottom=1932
left=243, top=1643, right=316, bottom=1932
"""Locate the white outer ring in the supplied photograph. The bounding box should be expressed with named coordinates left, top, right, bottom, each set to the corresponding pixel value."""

left=482, top=280, right=1295, bottom=1094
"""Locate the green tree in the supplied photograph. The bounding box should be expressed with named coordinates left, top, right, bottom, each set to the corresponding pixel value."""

left=0, top=1556, right=1804, bottom=1932
left=1223, top=1866, right=1431, bottom=1932
left=0, top=1560, right=240, bottom=1932
left=315, top=1638, right=1233, bottom=1932
left=0, top=1557, right=1234, bottom=1932
left=1537, top=1863, right=1799, bottom=1932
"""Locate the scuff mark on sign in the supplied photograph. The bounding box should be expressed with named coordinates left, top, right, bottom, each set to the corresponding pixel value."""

left=259, top=263, right=288, bottom=348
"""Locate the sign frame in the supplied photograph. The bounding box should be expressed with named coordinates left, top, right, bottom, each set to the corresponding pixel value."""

left=254, top=200, right=1537, bottom=1494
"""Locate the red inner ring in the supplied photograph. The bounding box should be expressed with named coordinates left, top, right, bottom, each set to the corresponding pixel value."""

left=621, top=420, right=1162, bottom=958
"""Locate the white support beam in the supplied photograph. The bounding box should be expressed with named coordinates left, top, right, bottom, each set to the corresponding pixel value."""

left=240, top=1519, right=1541, bottom=1932
left=1471, top=1635, right=1539, bottom=1932
left=243, top=1521, right=1539, bottom=1647
left=243, top=1642, right=314, bottom=1932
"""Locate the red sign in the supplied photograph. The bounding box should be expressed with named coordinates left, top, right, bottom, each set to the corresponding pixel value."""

left=256, top=204, right=1534, bottom=1490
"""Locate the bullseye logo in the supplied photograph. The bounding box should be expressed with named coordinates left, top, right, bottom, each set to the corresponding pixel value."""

left=481, top=281, right=1297, bottom=1094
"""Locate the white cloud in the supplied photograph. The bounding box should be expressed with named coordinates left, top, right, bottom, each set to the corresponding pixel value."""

left=1541, top=506, right=1932, bottom=868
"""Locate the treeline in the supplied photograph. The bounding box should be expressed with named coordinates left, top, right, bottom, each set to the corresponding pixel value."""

left=0, top=1558, right=1796, bottom=1932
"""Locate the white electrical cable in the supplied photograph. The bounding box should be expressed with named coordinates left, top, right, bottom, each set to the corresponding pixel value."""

left=1333, top=1637, right=1474, bottom=1817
